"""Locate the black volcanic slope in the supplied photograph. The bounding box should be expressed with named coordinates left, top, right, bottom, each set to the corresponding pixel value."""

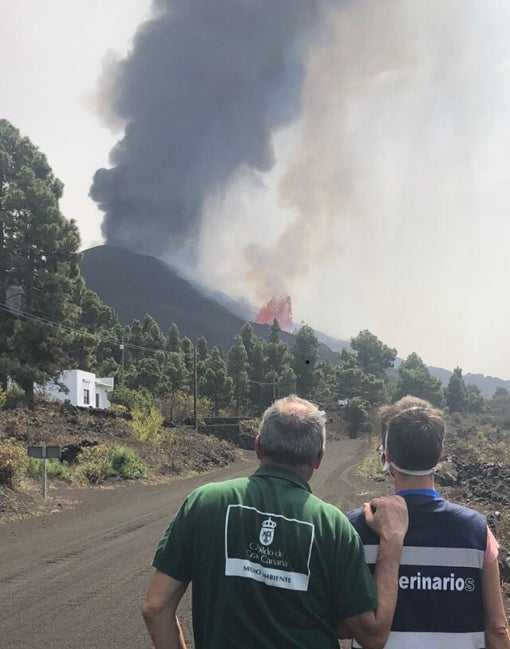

left=81, top=246, right=250, bottom=349
left=81, top=246, right=338, bottom=362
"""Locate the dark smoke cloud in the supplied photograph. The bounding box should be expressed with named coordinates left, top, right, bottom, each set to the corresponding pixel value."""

left=91, top=0, right=325, bottom=257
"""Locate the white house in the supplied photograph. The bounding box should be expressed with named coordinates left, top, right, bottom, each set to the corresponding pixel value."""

left=43, top=370, right=114, bottom=409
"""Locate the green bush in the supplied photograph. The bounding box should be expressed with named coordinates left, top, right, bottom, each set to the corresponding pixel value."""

left=26, top=458, right=42, bottom=479
left=3, top=386, right=27, bottom=410
left=76, top=444, right=147, bottom=484
left=26, top=458, right=73, bottom=482
left=158, top=390, right=194, bottom=425
left=111, top=446, right=147, bottom=479
left=0, top=438, right=28, bottom=488
left=110, top=403, right=128, bottom=416
left=131, top=407, right=164, bottom=445
left=109, top=386, right=153, bottom=414
left=76, top=445, right=116, bottom=484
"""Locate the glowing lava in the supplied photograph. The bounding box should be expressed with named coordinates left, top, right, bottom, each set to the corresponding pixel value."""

left=256, top=295, right=293, bottom=332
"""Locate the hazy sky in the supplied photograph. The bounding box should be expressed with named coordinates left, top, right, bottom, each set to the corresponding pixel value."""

left=1, top=0, right=152, bottom=247
left=2, top=1, right=510, bottom=380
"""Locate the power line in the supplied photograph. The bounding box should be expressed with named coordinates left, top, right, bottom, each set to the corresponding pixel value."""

left=0, top=302, right=335, bottom=396
left=0, top=302, right=171, bottom=355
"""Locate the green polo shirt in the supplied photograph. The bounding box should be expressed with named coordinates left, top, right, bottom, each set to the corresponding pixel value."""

left=153, top=464, right=376, bottom=649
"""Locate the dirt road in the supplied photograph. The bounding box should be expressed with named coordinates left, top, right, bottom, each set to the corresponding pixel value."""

left=0, top=438, right=379, bottom=648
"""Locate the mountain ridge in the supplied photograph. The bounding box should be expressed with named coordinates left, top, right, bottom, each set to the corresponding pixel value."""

left=80, top=245, right=510, bottom=397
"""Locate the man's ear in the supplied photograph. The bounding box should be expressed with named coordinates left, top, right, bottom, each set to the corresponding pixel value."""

left=313, top=447, right=325, bottom=470
left=255, top=435, right=262, bottom=459
left=383, top=446, right=396, bottom=477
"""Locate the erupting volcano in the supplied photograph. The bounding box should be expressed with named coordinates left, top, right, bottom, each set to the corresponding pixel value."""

left=256, top=295, right=294, bottom=332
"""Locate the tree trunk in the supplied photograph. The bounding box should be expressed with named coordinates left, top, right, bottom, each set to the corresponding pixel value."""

left=21, top=379, right=35, bottom=409
left=0, top=191, right=9, bottom=390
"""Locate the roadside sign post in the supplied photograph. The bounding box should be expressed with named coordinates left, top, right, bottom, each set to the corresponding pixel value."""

left=42, top=457, right=47, bottom=500
left=27, top=445, right=61, bottom=499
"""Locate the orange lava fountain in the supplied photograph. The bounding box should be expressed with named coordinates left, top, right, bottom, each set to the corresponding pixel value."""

left=256, top=295, right=293, bottom=332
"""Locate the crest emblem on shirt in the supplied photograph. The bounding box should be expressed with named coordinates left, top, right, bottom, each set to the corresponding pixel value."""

left=259, top=517, right=277, bottom=546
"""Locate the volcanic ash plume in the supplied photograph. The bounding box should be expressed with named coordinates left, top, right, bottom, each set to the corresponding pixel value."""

left=90, top=0, right=324, bottom=258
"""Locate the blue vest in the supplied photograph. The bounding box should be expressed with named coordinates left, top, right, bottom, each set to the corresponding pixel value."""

left=348, top=494, right=487, bottom=649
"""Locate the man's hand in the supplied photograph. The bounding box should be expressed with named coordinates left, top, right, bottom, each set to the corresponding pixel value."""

left=363, top=495, right=408, bottom=542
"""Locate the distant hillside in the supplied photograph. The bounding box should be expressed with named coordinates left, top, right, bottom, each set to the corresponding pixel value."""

left=427, top=366, right=510, bottom=398
left=80, top=246, right=338, bottom=362
left=463, top=373, right=510, bottom=397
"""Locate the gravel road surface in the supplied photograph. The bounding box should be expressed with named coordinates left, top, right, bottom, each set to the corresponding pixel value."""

left=0, top=437, right=380, bottom=648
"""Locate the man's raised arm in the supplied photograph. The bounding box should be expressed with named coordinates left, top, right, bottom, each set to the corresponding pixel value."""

left=338, top=495, right=408, bottom=649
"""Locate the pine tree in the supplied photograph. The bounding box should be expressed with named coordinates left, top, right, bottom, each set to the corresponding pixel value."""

left=76, top=288, right=124, bottom=377
left=350, top=330, right=397, bottom=379
left=142, top=314, right=166, bottom=350
left=445, top=367, right=467, bottom=412
left=199, top=346, right=233, bottom=414
left=0, top=119, right=83, bottom=404
left=240, top=323, right=255, bottom=363
left=227, top=335, right=250, bottom=414
left=465, top=384, right=485, bottom=414
left=335, top=350, right=384, bottom=405
left=181, top=337, right=195, bottom=373
left=265, top=319, right=290, bottom=379
left=292, top=325, right=319, bottom=398
left=166, top=323, right=181, bottom=353
left=248, top=338, right=268, bottom=414
left=165, top=351, right=189, bottom=394
left=278, top=364, right=297, bottom=397
left=393, top=352, right=443, bottom=406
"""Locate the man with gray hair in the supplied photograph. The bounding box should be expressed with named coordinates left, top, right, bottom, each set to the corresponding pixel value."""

left=142, top=395, right=408, bottom=649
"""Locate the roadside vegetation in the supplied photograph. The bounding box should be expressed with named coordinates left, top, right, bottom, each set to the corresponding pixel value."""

left=0, top=396, right=243, bottom=498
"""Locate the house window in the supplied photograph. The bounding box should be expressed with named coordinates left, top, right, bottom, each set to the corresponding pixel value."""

left=95, top=394, right=100, bottom=408
left=83, top=389, right=90, bottom=405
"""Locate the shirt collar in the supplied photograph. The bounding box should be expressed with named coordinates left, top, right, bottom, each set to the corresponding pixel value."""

left=254, top=464, right=312, bottom=493
left=397, top=488, right=442, bottom=499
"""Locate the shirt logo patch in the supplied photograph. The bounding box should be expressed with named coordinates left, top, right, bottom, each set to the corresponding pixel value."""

left=259, top=517, right=276, bottom=546
left=224, top=505, right=314, bottom=591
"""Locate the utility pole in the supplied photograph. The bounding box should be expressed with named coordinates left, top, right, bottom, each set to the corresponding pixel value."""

left=120, top=339, right=125, bottom=385
left=193, top=342, right=198, bottom=431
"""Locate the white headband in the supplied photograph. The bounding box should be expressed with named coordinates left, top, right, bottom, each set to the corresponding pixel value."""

left=384, top=430, right=436, bottom=476
left=389, top=462, right=435, bottom=476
